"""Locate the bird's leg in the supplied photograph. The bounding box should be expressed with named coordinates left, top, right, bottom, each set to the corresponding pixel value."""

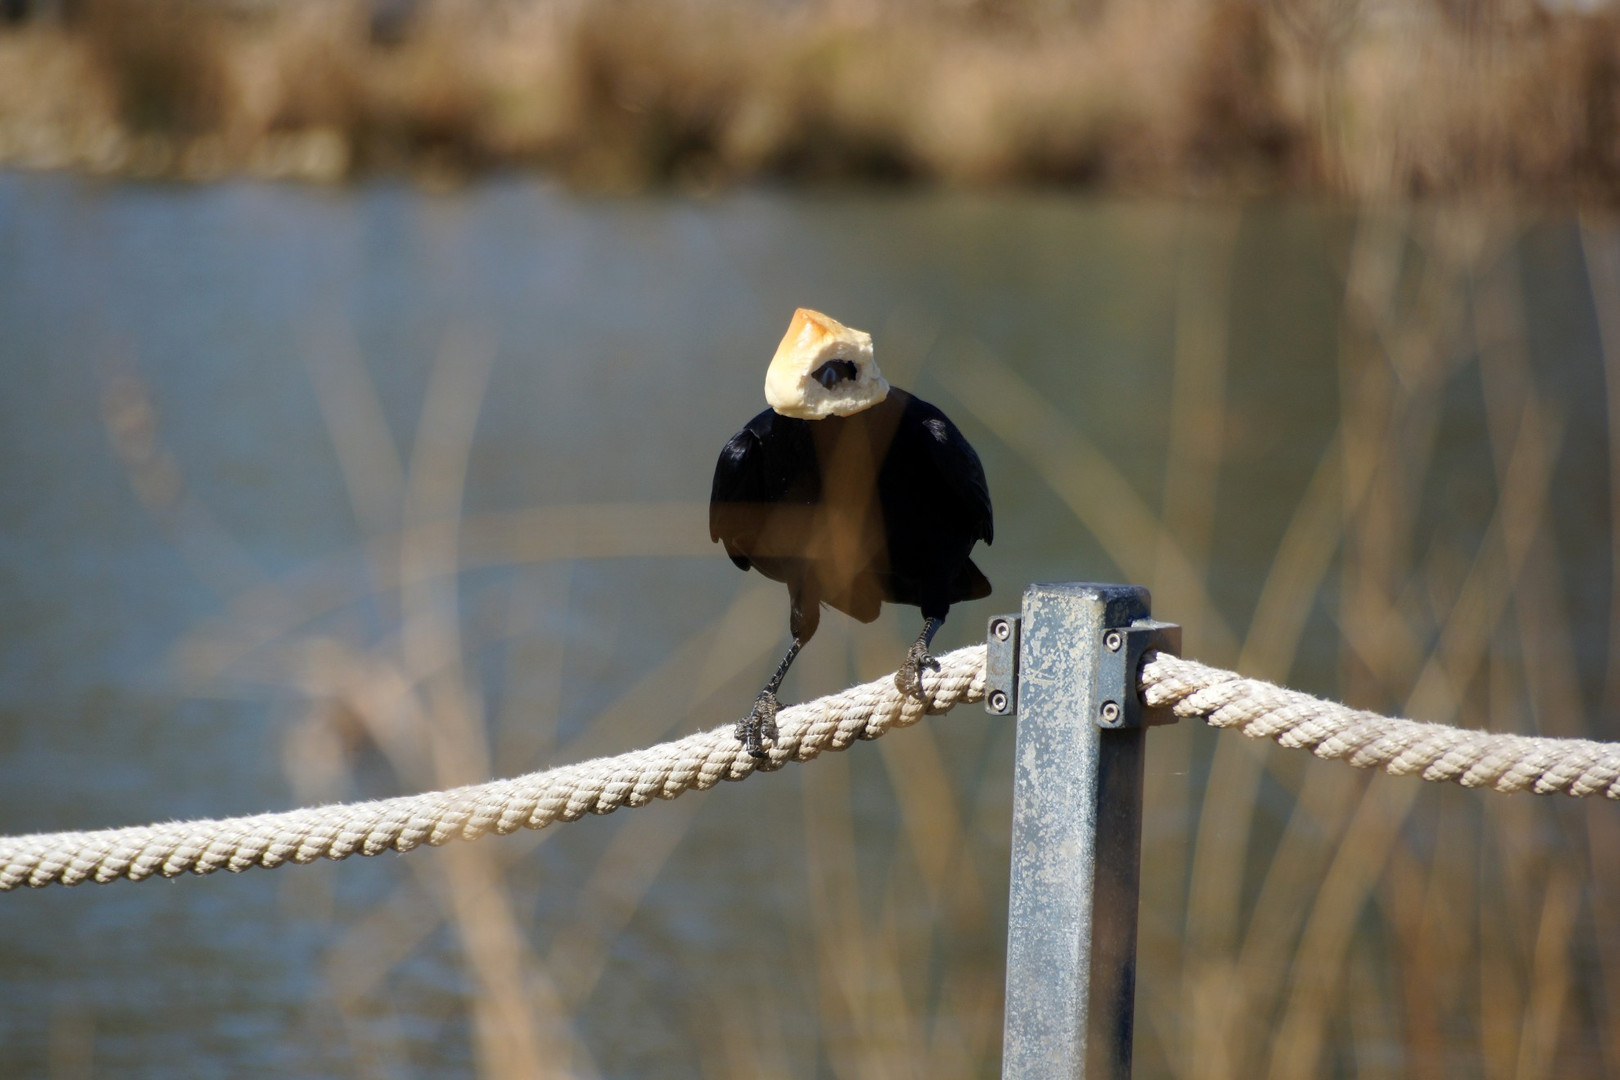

left=895, top=616, right=944, bottom=700
left=737, top=637, right=803, bottom=759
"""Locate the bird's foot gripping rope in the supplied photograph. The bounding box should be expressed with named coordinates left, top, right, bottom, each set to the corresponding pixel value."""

left=735, top=690, right=782, bottom=761
left=894, top=617, right=944, bottom=702
left=0, top=646, right=987, bottom=891
left=894, top=641, right=941, bottom=701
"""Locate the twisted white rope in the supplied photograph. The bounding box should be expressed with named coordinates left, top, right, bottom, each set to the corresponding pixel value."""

left=1140, top=651, right=1620, bottom=799
left=0, top=647, right=987, bottom=890
left=8, top=644, right=1618, bottom=891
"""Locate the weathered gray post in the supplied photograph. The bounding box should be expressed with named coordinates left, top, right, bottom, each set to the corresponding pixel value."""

left=988, top=583, right=1180, bottom=1080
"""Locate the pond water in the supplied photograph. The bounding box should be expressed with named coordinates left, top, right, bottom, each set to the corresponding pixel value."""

left=0, top=173, right=1614, bottom=1077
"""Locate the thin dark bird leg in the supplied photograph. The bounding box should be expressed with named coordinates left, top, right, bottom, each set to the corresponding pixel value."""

left=894, top=615, right=944, bottom=700
left=736, top=638, right=802, bottom=759
left=737, top=591, right=818, bottom=759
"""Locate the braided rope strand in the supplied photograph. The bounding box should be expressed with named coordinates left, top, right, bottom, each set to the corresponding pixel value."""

left=8, top=643, right=1620, bottom=892
left=0, top=646, right=988, bottom=890
left=1139, top=651, right=1620, bottom=799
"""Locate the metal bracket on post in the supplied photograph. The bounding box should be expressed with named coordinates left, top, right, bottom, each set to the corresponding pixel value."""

left=1096, top=619, right=1182, bottom=730
left=998, top=584, right=1181, bottom=1080
left=985, top=613, right=1021, bottom=716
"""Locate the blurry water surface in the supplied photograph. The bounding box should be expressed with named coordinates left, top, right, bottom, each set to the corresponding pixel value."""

left=0, top=173, right=1615, bottom=1077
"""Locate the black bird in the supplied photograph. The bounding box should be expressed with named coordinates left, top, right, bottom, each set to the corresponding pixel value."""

left=710, top=308, right=993, bottom=758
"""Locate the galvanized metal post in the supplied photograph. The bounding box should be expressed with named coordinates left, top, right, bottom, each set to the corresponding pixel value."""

left=989, top=583, right=1180, bottom=1080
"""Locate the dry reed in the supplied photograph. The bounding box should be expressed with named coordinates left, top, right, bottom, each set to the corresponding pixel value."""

left=3, top=0, right=1620, bottom=199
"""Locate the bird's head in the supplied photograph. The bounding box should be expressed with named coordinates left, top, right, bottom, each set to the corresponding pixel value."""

left=764, top=308, right=889, bottom=420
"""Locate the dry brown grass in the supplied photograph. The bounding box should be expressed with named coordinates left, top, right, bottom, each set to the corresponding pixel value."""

left=3, top=0, right=1620, bottom=198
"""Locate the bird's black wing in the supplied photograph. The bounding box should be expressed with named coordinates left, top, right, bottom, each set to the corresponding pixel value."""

left=911, top=399, right=994, bottom=545
left=710, top=408, right=779, bottom=570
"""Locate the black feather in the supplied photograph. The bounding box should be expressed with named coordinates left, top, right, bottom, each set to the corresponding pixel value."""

left=710, top=386, right=993, bottom=627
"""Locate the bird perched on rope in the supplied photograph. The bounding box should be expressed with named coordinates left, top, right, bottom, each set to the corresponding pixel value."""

left=710, top=308, right=993, bottom=758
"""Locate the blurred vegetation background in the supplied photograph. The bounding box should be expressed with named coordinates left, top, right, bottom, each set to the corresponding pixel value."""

left=3, top=2, right=1620, bottom=1079
left=2, top=0, right=1620, bottom=199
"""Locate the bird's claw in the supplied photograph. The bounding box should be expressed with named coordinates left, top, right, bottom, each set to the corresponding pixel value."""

left=735, top=690, right=780, bottom=759
left=894, top=640, right=941, bottom=700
